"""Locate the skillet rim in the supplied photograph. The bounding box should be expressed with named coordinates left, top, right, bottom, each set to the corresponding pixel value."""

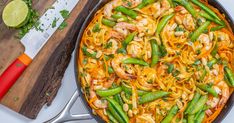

left=74, top=0, right=234, bottom=122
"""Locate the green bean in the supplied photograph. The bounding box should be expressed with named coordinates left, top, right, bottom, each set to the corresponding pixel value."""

left=195, top=111, right=205, bottom=123
left=207, top=59, right=217, bottom=68
left=150, top=39, right=160, bottom=67
left=199, top=12, right=225, bottom=26
left=137, top=0, right=155, bottom=9
left=102, top=18, right=116, bottom=27
left=194, top=105, right=207, bottom=120
left=82, top=46, right=97, bottom=58
left=122, top=32, right=137, bottom=48
left=185, top=92, right=201, bottom=114
left=224, top=66, right=234, bottom=87
left=191, top=0, right=221, bottom=21
left=156, top=13, right=175, bottom=35
left=122, top=83, right=149, bottom=96
left=199, top=68, right=207, bottom=81
left=122, top=58, right=149, bottom=66
left=187, top=115, right=195, bottom=123
left=108, top=103, right=125, bottom=123
left=106, top=97, right=129, bottom=123
left=107, top=110, right=119, bottom=123
left=115, top=6, right=138, bottom=19
left=139, top=91, right=170, bottom=104
left=189, top=95, right=208, bottom=114
left=211, top=44, right=218, bottom=57
left=167, top=63, right=174, bottom=74
left=196, top=84, right=218, bottom=97
left=161, top=105, right=179, bottom=123
left=190, top=21, right=211, bottom=42
left=173, top=0, right=197, bottom=17
left=159, top=43, right=168, bottom=57
left=211, top=25, right=225, bottom=32
left=96, top=87, right=122, bottom=97
left=114, top=93, right=124, bottom=106
left=111, top=13, right=128, bottom=22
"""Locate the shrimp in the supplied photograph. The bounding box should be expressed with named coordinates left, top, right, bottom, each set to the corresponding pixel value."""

left=153, top=0, right=171, bottom=18
left=104, top=39, right=119, bottom=55
left=108, top=30, right=125, bottom=41
left=103, top=0, right=120, bottom=18
left=123, top=0, right=142, bottom=8
left=216, top=81, right=229, bottom=107
left=114, top=22, right=138, bottom=36
left=198, top=34, right=212, bottom=51
left=127, top=41, right=143, bottom=58
left=90, top=80, right=108, bottom=108
left=183, top=14, right=195, bottom=31
left=103, top=75, right=116, bottom=88
left=111, top=54, right=136, bottom=79
left=136, top=16, right=157, bottom=35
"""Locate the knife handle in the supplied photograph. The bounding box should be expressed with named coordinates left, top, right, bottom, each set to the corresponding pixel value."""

left=0, top=53, right=32, bottom=100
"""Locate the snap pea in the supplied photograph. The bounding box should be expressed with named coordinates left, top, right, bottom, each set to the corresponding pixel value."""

left=196, top=84, right=218, bottom=97
left=122, top=58, right=149, bottom=66
left=187, top=115, right=195, bottom=123
left=137, top=0, right=155, bottom=9
left=173, top=0, right=197, bottom=17
left=115, top=6, right=138, bottom=19
left=82, top=46, right=97, bottom=58
left=102, top=18, right=116, bottom=27
left=194, top=105, right=208, bottom=121
left=189, top=95, right=208, bottom=114
left=207, top=59, right=217, bottom=68
left=185, top=92, right=201, bottom=114
left=106, top=97, right=129, bottom=123
left=122, top=32, right=137, bottom=48
left=199, top=68, right=207, bottom=81
left=122, top=83, right=149, bottom=96
left=114, top=93, right=124, bottom=106
left=156, top=13, right=175, bottom=35
left=190, top=21, right=211, bottom=42
left=150, top=39, right=160, bottom=67
left=211, top=44, right=218, bottom=57
left=111, top=13, right=128, bottom=22
left=107, top=110, right=119, bottom=123
left=167, top=63, right=174, bottom=74
left=108, top=103, right=125, bottom=123
left=195, top=111, right=205, bottom=123
left=199, top=12, right=225, bottom=26
left=224, top=66, right=234, bottom=87
left=176, top=118, right=187, bottom=123
left=96, top=87, right=122, bottom=97
left=139, top=91, right=170, bottom=104
left=211, top=25, right=225, bottom=32
left=191, top=0, right=221, bottom=21
left=161, top=105, right=179, bottom=123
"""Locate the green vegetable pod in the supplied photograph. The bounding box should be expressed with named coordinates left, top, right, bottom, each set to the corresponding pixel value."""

left=102, top=18, right=116, bottom=27
left=190, top=21, right=211, bottom=42
left=196, top=84, right=218, bottom=97
left=156, top=13, right=175, bottom=35
left=106, top=97, right=129, bottom=123
left=189, top=95, right=208, bottom=115
left=137, top=0, right=155, bottom=9
left=161, top=105, right=179, bottom=123
left=139, top=91, right=170, bottom=104
left=150, top=39, right=160, bottom=67
left=122, top=82, right=149, bottom=96
left=108, top=103, right=125, bottom=123
left=224, top=66, right=234, bottom=87
left=122, top=58, right=149, bottom=66
left=185, top=92, right=201, bottom=114
left=115, top=6, right=138, bottom=19
left=96, top=87, right=122, bottom=97
left=106, top=110, right=119, bottom=123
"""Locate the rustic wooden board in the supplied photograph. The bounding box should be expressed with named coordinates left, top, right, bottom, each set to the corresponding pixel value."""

left=0, top=0, right=98, bottom=119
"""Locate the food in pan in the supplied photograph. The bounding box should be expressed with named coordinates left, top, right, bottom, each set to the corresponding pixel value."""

left=78, top=0, right=234, bottom=122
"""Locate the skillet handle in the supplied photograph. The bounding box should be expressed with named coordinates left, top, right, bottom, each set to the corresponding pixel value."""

left=46, top=90, right=92, bottom=123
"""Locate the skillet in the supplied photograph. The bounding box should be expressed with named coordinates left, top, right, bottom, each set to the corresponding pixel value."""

left=48, top=0, right=234, bottom=122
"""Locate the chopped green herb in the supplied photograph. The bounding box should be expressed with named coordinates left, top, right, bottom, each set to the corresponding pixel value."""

left=104, top=42, right=113, bottom=49
left=92, top=23, right=101, bottom=32
left=60, top=10, right=70, bottom=19
left=175, top=26, right=185, bottom=32
left=59, top=21, right=68, bottom=30
left=52, top=18, right=59, bottom=28
left=127, top=1, right=132, bottom=7
left=108, top=67, right=114, bottom=74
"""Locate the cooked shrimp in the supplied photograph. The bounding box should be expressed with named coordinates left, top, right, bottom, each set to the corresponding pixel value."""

left=104, top=39, right=119, bottom=55
left=216, top=81, right=229, bottom=107
left=111, top=54, right=136, bottom=79
left=103, top=75, right=116, bottom=88
left=198, top=34, right=212, bottom=51
left=103, top=0, right=120, bottom=18
left=108, top=30, right=125, bottom=41
left=123, top=0, right=142, bottom=8
left=127, top=41, right=143, bottom=58
left=183, top=14, right=195, bottom=31
left=136, top=16, right=157, bottom=35
left=90, top=81, right=108, bottom=108
left=153, top=0, right=171, bottom=18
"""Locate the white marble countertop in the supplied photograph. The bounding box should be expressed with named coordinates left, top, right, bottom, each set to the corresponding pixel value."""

left=0, top=0, right=233, bottom=122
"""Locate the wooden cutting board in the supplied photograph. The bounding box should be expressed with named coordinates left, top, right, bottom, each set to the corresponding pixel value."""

left=0, top=0, right=99, bottom=119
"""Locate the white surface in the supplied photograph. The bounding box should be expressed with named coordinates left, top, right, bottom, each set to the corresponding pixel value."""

left=0, top=0, right=234, bottom=123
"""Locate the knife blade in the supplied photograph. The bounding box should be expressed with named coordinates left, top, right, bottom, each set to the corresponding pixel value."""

left=0, top=0, right=79, bottom=99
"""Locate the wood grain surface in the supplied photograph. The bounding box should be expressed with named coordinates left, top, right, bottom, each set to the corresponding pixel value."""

left=0, top=0, right=98, bottom=119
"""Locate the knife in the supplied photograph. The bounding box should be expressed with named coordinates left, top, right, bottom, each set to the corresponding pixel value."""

left=0, top=0, right=80, bottom=99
